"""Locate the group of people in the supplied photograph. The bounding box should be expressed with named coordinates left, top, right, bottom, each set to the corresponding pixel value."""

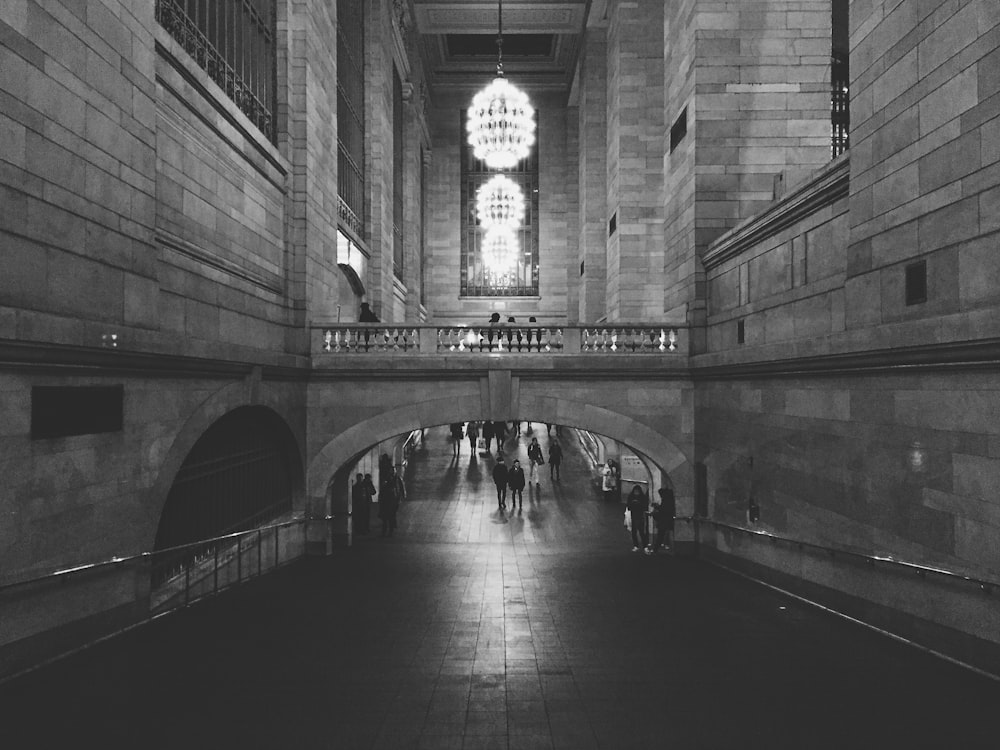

left=481, top=313, right=546, bottom=352
left=624, top=483, right=676, bottom=554
left=351, top=453, right=407, bottom=537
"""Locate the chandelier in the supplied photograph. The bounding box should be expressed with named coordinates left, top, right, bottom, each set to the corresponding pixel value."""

left=466, top=0, right=535, bottom=169
left=482, top=225, right=520, bottom=283
left=476, top=174, right=525, bottom=230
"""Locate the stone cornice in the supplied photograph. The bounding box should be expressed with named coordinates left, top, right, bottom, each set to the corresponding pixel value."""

left=2, top=337, right=998, bottom=385
left=689, top=338, right=1000, bottom=380
left=702, top=155, right=850, bottom=269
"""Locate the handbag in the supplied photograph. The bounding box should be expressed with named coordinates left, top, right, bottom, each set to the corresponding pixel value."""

left=537, top=455, right=545, bottom=465
left=477, top=437, right=487, bottom=451
left=623, top=509, right=632, bottom=531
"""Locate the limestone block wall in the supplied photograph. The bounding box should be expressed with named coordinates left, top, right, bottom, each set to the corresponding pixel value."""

left=845, top=0, right=1000, bottom=346
left=154, top=29, right=293, bottom=355
left=0, top=0, right=159, bottom=348
left=575, top=29, right=609, bottom=323
left=695, top=369, right=1000, bottom=659
left=664, top=0, right=834, bottom=335
left=605, top=0, right=666, bottom=320
left=663, top=0, right=698, bottom=323
left=423, top=98, right=575, bottom=325
left=702, top=157, right=849, bottom=354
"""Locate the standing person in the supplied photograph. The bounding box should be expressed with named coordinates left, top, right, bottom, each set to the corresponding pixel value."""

left=647, top=484, right=676, bottom=553
left=352, top=473, right=369, bottom=535
left=482, top=420, right=495, bottom=454
left=450, top=422, right=464, bottom=458
left=527, top=436, right=543, bottom=489
left=378, top=453, right=393, bottom=495
left=484, top=312, right=501, bottom=351
left=626, top=485, right=650, bottom=552
left=508, top=459, right=526, bottom=511
left=548, top=439, right=563, bottom=481
left=467, top=420, right=480, bottom=454
left=359, top=302, right=379, bottom=350
left=492, top=457, right=509, bottom=510
left=379, top=467, right=404, bottom=537
left=602, top=459, right=617, bottom=502
left=362, top=472, right=378, bottom=532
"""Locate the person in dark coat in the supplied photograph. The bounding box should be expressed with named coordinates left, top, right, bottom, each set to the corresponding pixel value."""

left=507, top=459, right=526, bottom=511
left=379, top=467, right=404, bottom=537
left=548, top=439, right=563, bottom=481
left=647, top=484, right=676, bottom=553
left=359, top=302, right=379, bottom=350
left=352, top=473, right=370, bottom=534
left=351, top=474, right=376, bottom=534
left=527, top=436, right=543, bottom=489
left=484, top=312, right=501, bottom=351
left=626, top=485, right=649, bottom=552
left=492, top=458, right=509, bottom=510
left=467, top=420, right=480, bottom=454
left=450, top=422, right=464, bottom=457
left=378, top=453, right=393, bottom=494
left=482, top=420, right=495, bottom=454
left=494, top=421, right=508, bottom=451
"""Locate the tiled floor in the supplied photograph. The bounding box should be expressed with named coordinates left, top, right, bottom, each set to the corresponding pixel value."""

left=2, top=426, right=998, bottom=749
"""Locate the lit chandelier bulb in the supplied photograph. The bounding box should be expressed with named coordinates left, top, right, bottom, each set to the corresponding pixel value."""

left=466, top=77, right=536, bottom=169
left=482, top=225, right=519, bottom=279
left=476, top=174, right=525, bottom=230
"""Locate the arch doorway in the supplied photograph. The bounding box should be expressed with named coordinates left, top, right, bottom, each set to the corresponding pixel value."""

left=151, top=406, right=300, bottom=597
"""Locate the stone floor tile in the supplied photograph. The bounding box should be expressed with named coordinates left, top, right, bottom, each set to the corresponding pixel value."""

left=2, top=427, right=1000, bottom=749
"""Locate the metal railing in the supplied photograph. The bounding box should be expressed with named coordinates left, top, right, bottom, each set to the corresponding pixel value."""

left=156, top=0, right=277, bottom=143
left=686, top=517, right=998, bottom=594
left=314, top=324, right=687, bottom=355
left=0, top=515, right=338, bottom=616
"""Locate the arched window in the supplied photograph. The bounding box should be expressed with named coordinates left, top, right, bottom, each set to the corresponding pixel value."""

left=153, top=407, right=295, bottom=583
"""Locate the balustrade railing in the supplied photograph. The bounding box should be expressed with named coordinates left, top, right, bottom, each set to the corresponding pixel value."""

left=314, top=324, right=686, bottom=356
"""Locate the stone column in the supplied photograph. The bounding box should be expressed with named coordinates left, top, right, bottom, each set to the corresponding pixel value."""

left=606, top=0, right=666, bottom=321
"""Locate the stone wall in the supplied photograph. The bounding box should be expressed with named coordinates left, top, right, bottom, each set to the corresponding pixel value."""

left=690, top=0, right=1000, bottom=668
left=845, top=0, right=1000, bottom=345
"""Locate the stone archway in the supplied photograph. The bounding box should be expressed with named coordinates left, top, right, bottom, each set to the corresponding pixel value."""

left=306, top=393, right=692, bottom=521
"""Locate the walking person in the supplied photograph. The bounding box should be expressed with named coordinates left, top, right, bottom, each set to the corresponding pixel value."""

left=467, top=420, right=480, bottom=455
left=494, top=420, right=508, bottom=451
left=492, top=457, right=509, bottom=510
left=450, top=422, right=464, bottom=458
left=647, top=483, right=676, bottom=553
left=483, top=420, right=495, bottom=454
left=527, top=436, right=543, bottom=490
left=626, top=485, right=650, bottom=552
left=508, top=459, right=526, bottom=512
left=548, top=439, right=563, bottom=481
left=602, top=459, right=618, bottom=502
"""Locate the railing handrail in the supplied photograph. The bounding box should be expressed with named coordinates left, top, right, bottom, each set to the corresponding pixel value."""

left=686, top=516, right=999, bottom=591
left=312, top=322, right=690, bottom=329
left=0, top=514, right=339, bottom=594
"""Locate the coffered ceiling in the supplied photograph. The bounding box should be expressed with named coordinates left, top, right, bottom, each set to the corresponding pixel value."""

left=412, top=0, right=605, bottom=101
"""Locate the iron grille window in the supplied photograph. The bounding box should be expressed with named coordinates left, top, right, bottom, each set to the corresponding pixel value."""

left=460, top=113, right=540, bottom=297
left=155, top=0, right=277, bottom=143
left=393, top=66, right=404, bottom=279
left=338, top=0, right=366, bottom=239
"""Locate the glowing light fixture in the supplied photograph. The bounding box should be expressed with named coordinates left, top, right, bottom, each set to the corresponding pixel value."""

left=476, top=174, right=525, bottom=230
left=482, top=225, right=520, bottom=283
left=466, top=0, right=535, bottom=169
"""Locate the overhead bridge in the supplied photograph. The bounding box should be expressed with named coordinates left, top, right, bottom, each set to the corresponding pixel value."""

left=305, top=323, right=695, bottom=547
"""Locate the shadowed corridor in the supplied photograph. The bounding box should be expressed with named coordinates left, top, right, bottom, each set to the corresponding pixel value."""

left=1, top=425, right=997, bottom=749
